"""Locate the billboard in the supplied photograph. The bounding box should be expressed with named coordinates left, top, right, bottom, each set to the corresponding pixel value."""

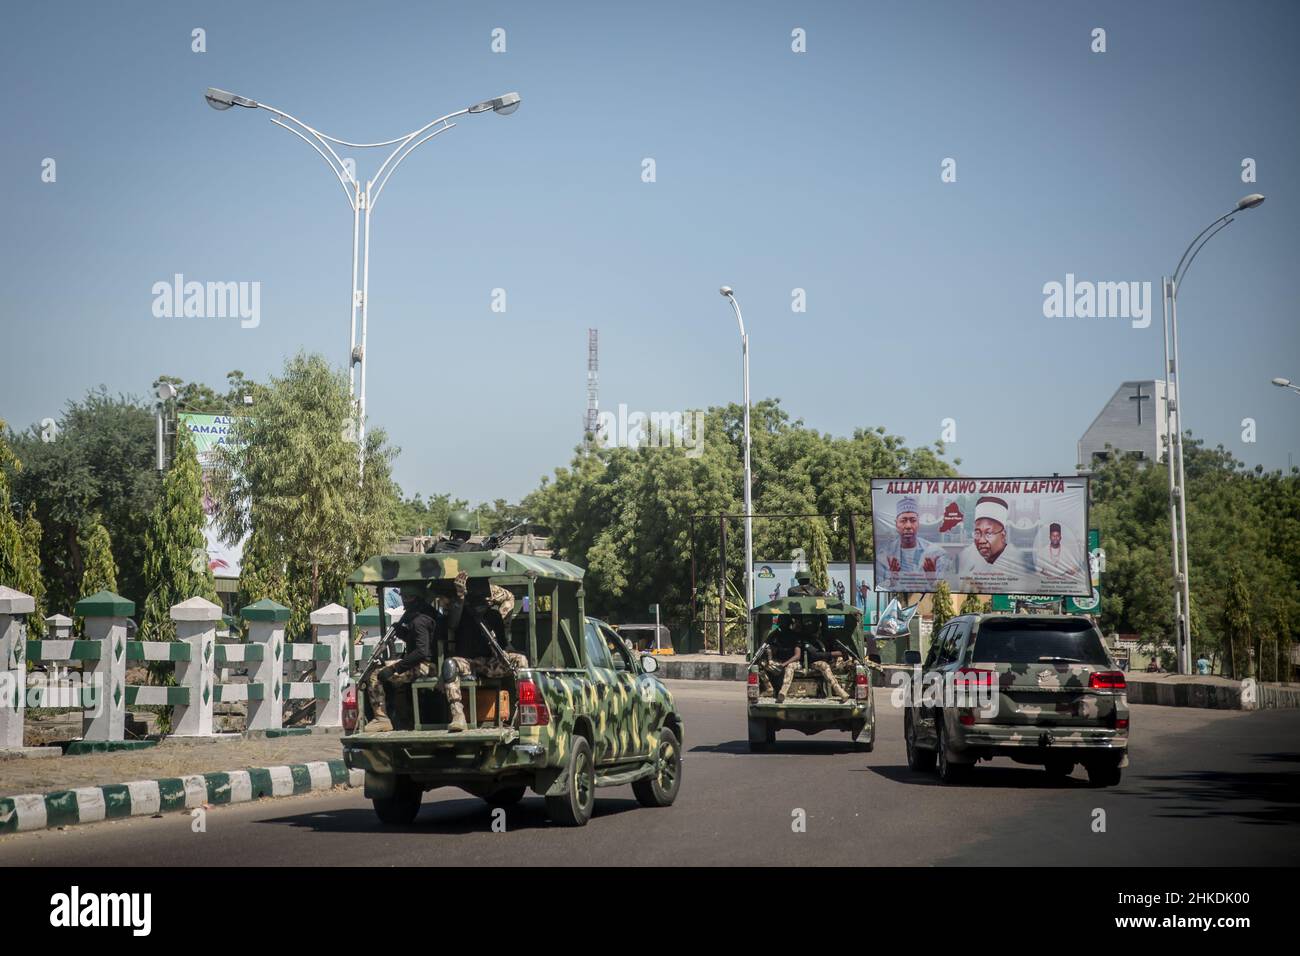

left=179, top=413, right=247, bottom=579
left=753, top=561, right=879, bottom=623
left=871, top=477, right=1090, bottom=596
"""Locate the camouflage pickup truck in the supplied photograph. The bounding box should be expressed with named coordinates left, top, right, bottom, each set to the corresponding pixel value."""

left=341, top=552, right=684, bottom=827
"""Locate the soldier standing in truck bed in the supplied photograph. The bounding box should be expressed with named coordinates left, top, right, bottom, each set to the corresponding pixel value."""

left=438, top=571, right=529, bottom=732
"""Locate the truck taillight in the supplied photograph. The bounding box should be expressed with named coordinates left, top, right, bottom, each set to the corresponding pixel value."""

left=854, top=671, right=868, bottom=700
left=1116, top=718, right=1129, bottom=730
left=747, top=671, right=759, bottom=700
left=342, top=686, right=358, bottom=733
left=1090, top=671, right=1127, bottom=690
left=518, top=679, right=549, bottom=726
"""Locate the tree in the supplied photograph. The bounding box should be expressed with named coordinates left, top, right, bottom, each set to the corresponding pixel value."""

left=78, top=514, right=118, bottom=599
left=807, top=518, right=831, bottom=593
left=0, top=420, right=46, bottom=634
left=210, top=353, right=399, bottom=638
left=959, top=592, right=983, bottom=615
left=931, top=580, right=953, bottom=630
left=138, top=426, right=216, bottom=643
left=1221, top=563, right=1252, bottom=679
left=7, top=390, right=159, bottom=613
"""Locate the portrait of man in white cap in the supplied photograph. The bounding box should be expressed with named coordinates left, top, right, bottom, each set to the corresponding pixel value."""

left=955, top=495, right=1034, bottom=585
left=1034, top=521, right=1083, bottom=580
left=877, top=496, right=948, bottom=589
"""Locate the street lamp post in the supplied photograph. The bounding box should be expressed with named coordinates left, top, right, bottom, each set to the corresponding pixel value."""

left=1161, top=193, right=1265, bottom=673
left=203, top=88, right=521, bottom=476
left=719, top=286, right=754, bottom=651
left=1271, top=377, right=1300, bottom=396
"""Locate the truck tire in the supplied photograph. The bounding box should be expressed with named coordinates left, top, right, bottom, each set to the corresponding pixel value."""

left=545, top=735, right=595, bottom=826
left=748, top=717, right=775, bottom=752
left=904, top=709, right=936, bottom=771
left=633, top=727, right=681, bottom=807
left=936, top=719, right=971, bottom=785
left=372, top=776, right=422, bottom=825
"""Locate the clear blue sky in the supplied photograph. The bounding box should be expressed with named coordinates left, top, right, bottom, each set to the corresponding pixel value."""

left=3, top=0, right=1298, bottom=502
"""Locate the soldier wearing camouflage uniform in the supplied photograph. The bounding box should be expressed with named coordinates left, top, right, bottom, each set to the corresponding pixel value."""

left=803, top=626, right=852, bottom=702
left=439, top=571, right=528, bottom=732
left=365, top=583, right=438, bottom=733
left=757, top=616, right=802, bottom=702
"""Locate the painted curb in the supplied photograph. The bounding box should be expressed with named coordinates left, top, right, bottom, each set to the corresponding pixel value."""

left=0, top=759, right=363, bottom=834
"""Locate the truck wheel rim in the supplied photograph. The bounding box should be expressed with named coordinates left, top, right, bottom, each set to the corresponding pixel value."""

left=575, top=751, right=593, bottom=809
left=658, top=738, right=678, bottom=791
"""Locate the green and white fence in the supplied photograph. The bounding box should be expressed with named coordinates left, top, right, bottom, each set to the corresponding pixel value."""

left=0, top=587, right=350, bottom=747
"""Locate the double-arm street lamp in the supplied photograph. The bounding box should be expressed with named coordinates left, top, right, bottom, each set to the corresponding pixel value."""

left=203, top=87, right=521, bottom=475
left=1161, top=192, right=1265, bottom=673
left=719, top=286, right=754, bottom=650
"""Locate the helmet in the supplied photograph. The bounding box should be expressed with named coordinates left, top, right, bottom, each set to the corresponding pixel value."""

left=399, top=582, right=426, bottom=600
left=795, top=570, right=812, bottom=584
left=446, top=509, right=475, bottom=535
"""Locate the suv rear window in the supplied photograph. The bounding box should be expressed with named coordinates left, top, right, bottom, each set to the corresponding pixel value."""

left=971, top=620, right=1109, bottom=665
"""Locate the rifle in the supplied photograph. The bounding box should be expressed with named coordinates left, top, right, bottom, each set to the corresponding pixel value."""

left=749, top=641, right=772, bottom=666
left=357, top=620, right=401, bottom=689
left=483, top=518, right=530, bottom=551
left=477, top=616, right=519, bottom=675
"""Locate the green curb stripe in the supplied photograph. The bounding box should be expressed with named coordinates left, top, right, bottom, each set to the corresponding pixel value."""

left=27, top=639, right=102, bottom=661
left=247, top=767, right=274, bottom=798
left=45, top=790, right=79, bottom=828
left=124, top=685, right=190, bottom=706
left=126, top=641, right=191, bottom=662
left=1, top=760, right=361, bottom=833
left=157, top=778, right=187, bottom=812
left=263, top=727, right=310, bottom=738
left=204, top=772, right=233, bottom=805
left=101, top=784, right=132, bottom=819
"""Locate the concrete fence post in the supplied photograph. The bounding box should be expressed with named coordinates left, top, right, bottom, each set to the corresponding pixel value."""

left=0, top=587, right=35, bottom=750
left=170, top=596, right=222, bottom=737
left=241, top=599, right=289, bottom=732
left=75, top=590, right=135, bottom=742
left=310, top=603, right=349, bottom=728
left=44, top=614, right=73, bottom=640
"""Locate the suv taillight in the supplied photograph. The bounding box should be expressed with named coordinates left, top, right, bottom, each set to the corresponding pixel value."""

left=342, top=686, right=358, bottom=733
left=1090, top=671, right=1127, bottom=690
left=518, top=679, right=550, bottom=726
left=854, top=671, right=868, bottom=700
left=747, top=671, right=759, bottom=700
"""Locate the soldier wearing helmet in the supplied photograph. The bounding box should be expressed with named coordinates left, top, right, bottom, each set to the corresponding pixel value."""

left=787, top=569, right=827, bottom=597
left=427, top=509, right=487, bottom=554
left=365, top=581, right=438, bottom=733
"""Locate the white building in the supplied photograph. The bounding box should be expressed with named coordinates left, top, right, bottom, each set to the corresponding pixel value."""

left=1077, top=380, right=1173, bottom=470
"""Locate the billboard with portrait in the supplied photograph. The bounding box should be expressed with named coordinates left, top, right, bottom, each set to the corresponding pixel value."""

left=179, top=413, right=247, bottom=579
left=871, top=477, right=1090, bottom=596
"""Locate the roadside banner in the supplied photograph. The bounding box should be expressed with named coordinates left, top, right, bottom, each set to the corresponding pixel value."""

left=871, top=477, right=1090, bottom=596
left=179, top=413, right=246, bottom=579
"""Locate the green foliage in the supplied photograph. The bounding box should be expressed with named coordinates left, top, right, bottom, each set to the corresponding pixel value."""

left=1221, top=563, right=1252, bottom=679
left=209, top=353, right=398, bottom=639
left=931, top=580, right=953, bottom=630
left=524, top=398, right=957, bottom=632
left=958, top=592, right=983, bottom=615
left=139, top=427, right=215, bottom=645
left=77, top=514, right=118, bottom=599
left=1091, top=436, right=1299, bottom=673
left=807, top=518, right=831, bottom=593
left=0, top=420, right=47, bottom=634
left=6, top=390, right=160, bottom=614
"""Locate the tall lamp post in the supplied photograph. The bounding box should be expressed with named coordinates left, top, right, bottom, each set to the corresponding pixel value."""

left=203, top=87, right=521, bottom=476
left=719, top=286, right=754, bottom=650
left=1271, top=377, right=1300, bottom=396
left=1161, top=192, right=1265, bottom=673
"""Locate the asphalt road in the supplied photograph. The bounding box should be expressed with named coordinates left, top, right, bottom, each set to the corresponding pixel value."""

left=3, top=680, right=1297, bottom=866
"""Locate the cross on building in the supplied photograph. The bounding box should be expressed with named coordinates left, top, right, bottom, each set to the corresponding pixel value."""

left=1129, top=383, right=1150, bottom=424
